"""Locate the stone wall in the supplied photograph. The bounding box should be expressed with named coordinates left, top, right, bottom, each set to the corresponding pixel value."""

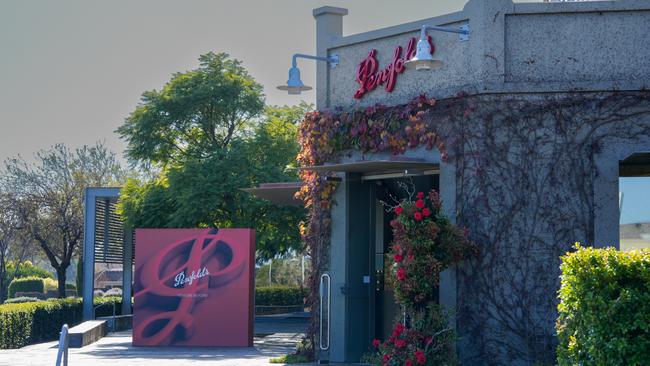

left=317, top=0, right=650, bottom=110
left=426, top=92, right=650, bottom=365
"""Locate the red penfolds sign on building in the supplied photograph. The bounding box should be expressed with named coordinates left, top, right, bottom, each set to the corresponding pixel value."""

left=354, top=36, right=434, bottom=99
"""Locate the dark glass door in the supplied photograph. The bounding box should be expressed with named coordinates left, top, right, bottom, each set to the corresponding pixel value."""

left=371, top=175, right=439, bottom=340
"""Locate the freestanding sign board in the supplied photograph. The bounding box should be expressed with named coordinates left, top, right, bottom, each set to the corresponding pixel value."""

left=133, top=228, right=255, bottom=347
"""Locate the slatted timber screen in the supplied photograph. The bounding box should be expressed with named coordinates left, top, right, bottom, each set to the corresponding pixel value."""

left=93, top=198, right=135, bottom=264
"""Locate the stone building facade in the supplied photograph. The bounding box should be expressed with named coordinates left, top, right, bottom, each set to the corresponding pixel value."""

left=307, top=1, right=650, bottom=364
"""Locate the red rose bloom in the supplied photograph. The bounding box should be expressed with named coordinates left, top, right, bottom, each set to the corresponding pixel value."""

left=393, top=322, right=405, bottom=336
left=397, top=267, right=407, bottom=281
left=417, top=192, right=424, bottom=199
left=414, top=212, right=423, bottom=221
left=415, top=350, right=426, bottom=365
left=393, top=253, right=403, bottom=263
left=383, top=354, right=391, bottom=363
left=372, top=339, right=381, bottom=348
left=405, top=360, right=413, bottom=366
left=422, top=208, right=431, bottom=217
left=395, top=206, right=403, bottom=215
left=394, top=339, right=406, bottom=348
left=415, top=199, right=425, bottom=209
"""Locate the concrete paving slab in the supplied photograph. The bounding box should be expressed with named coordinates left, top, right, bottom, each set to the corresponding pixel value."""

left=0, top=314, right=312, bottom=365
left=0, top=331, right=308, bottom=366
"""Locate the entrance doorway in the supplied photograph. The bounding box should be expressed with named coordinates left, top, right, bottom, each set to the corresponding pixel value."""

left=318, top=157, right=443, bottom=362
left=369, top=175, right=440, bottom=341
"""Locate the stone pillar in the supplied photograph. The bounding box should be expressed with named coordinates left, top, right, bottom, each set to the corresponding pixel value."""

left=325, top=173, right=348, bottom=363
left=122, top=228, right=133, bottom=315
left=462, top=0, right=514, bottom=84
left=82, top=190, right=96, bottom=320
left=439, top=160, right=457, bottom=330
left=313, top=6, right=347, bottom=109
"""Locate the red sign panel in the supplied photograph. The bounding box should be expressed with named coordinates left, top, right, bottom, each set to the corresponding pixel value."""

left=354, top=36, right=434, bottom=99
left=133, top=228, right=255, bottom=347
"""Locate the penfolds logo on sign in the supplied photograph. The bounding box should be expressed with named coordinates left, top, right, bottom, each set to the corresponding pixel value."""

left=134, top=228, right=255, bottom=347
left=354, top=36, right=434, bottom=99
left=173, top=266, right=210, bottom=287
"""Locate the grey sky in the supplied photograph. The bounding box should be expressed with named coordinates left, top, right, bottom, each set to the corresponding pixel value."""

left=0, top=0, right=474, bottom=163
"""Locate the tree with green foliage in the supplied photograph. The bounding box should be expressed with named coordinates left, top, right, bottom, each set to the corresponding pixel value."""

left=256, top=255, right=310, bottom=288
left=117, top=52, right=307, bottom=260
left=1, top=143, right=127, bottom=298
left=117, top=52, right=265, bottom=166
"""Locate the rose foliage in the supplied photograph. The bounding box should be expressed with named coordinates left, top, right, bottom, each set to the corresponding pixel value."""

left=364, top=304, right=457, bottom=366
left=365, top=189, right=476, bottom=365
left=389, top=189, right=477, bottom=307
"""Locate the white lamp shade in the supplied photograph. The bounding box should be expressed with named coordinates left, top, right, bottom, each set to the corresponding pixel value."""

left=404, top=38, right=443, bottom=71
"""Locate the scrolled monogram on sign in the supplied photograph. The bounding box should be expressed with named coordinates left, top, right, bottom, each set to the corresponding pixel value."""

left=354, top=36, right=434, bottom=99
left=134, top=229, right=250, bottom=346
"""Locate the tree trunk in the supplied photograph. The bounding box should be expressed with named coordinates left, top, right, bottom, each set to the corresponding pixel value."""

left=0, top=252, right=6, bottom=303
left=56, top=267, right=67, bottom=298
left=0, top=282, right=6, bottom=303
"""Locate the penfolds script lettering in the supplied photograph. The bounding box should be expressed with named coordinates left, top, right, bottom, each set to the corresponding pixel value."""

left=354, top=36, right=434, bottom=99
left=174, top=267, right=210, bottom=287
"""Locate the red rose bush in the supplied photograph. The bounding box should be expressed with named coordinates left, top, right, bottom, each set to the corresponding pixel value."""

left=365, top=187, right=477, bottom=365
left=389, top=189, right=476, bottom=307
left=365, top=304, right=457, bottom=366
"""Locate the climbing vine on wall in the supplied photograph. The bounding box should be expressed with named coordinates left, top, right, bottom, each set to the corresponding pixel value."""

left=295, top=93, right=462, bottom=357
left=296, top=91, right=650, bottom=364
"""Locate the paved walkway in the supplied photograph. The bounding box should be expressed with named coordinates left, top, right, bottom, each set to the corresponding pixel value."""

left=0, top=314, right=312, bottom=366
left=0, top=331, right=307, bottom=366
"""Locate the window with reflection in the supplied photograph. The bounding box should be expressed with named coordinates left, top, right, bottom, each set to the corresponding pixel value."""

left=619, top=153, right=650, bottom=251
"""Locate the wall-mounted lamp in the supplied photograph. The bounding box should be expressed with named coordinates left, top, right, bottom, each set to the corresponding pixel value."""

left=405, top=24, right=469, bottom=71
left=277, top=54, right=339, bottom=94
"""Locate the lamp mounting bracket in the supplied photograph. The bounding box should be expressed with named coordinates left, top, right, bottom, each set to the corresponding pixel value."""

left=292, top=53, right=339, bottom=69
left=420, top=23, right=470, bottom=42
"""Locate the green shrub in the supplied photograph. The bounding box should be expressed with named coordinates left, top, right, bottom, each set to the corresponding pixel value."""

left=3, top=297, right=42, bottom=304
left=2, top=261, right=53, bottom=299
left=65, top=283, right=76, bottom=290
left=43, top=278, right=58, bottom=293
left=269, top=354, right=310, bottom=364
left=0, top=297, right=123, bottom=349
left=93, top=296, right=123, bottom=318
left=557, top=245, right=650, bottom=366
left=7, top=261, right=53, bottom=280
left=8, top=277, right=45, bottom=298
left=0, top=298, right=82, bottom=349
left=255, top=286, right=305, bottom=306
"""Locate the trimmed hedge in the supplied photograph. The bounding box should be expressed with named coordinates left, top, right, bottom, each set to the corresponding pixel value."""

left=43, top=278, right=58, bottom=293
left=3, top=297, right=42, bottom=304
left=255, top=286, right=305, bottom=306
left=2, top=262, right=53, bottom=299
left=5, top=261, right=53, bottom=281
left=557, top=245, right=650, bottom=366
left=0, top=296, right=123, bottom=349
left=8, top=277, right=45, bottom=298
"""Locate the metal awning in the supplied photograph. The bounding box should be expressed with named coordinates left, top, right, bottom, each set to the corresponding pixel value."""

left=299, top=158, right=439, bottom=180
left=242, top=182, right=303, bottom=206
left=620, top=152, right=650, bottom=177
